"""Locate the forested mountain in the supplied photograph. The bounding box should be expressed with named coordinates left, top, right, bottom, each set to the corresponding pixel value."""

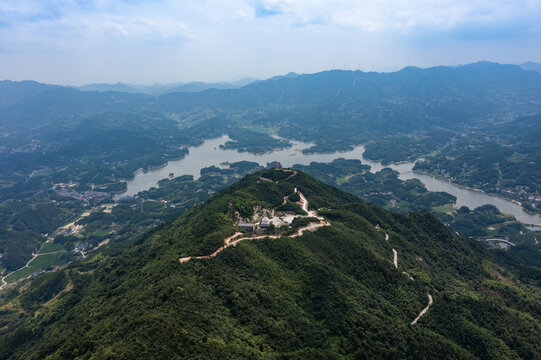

left=3, top=62, right=541, bottom=152
left=1, top=62, right=540, bottom=177
left=4, top=62, right=541, bottom=129
left=0, top=170, right=540, bottom=358
left=1, top=62, right=540, bottom=275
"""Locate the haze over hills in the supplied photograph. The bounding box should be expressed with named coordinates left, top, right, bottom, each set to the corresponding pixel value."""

left=0, top=61, right=541, bottom=274
left=0, top=80, right=60, bottom=108
left=3, top=61, right=541, bottom=133
left=2, top=61, right=541, bottom=167
left=519, top=62, right=541, bottom=74
left=76, top=82, right=150, bottom=94
left=77, top=78, right=258, bottom=95
left=0, top=169, right=539, bottom=358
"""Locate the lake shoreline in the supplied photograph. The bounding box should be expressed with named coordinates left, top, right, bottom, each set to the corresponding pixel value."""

left=363, top=154, right=541, bottom=218
left=114, top=135, right=541, bottom=226
left=412, top=169, right=541, bottom=221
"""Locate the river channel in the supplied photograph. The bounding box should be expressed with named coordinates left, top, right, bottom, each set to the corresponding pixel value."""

left=120, top=135, right=541, bottom=226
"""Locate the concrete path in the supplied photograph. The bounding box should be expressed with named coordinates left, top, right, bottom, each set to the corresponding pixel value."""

left=484, top=238, right=515, bottom=246
left=402, top=271, right=414, bottom=281
left=411, top=293, right=433, bottom=325
left=384, top=231, right=433, bottom=324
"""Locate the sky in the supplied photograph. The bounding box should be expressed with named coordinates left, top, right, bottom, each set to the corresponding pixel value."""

left=1, top=0, right=541, bottom=85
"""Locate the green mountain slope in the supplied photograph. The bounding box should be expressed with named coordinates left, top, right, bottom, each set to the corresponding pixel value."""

left=0, top=170, right=540, bottom=359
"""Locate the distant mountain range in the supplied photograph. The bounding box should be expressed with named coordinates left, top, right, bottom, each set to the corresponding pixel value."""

left=519, top=61, right=541, bottom=74
left=2, top=61, right=541, bottom=159
left=0, top=80, right=60, bottom=107
left=76, top=77, right=257, bottom=95
left=3, top=61, right=541, bottom=108
left=5, top=61, right=541, bottom=100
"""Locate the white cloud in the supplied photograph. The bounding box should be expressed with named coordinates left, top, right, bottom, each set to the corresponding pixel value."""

left=0, top=0, right=540, bottom=84
left=71, top=15, right=188, bottom=39
left=250, top=0, right=541, bottom=33
left=3, top=0, right=539, bottom=42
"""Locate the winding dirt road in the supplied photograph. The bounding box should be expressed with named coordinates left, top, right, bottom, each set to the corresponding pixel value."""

left=259, top=169, right=298, bottom=184
left=384, top=232, right=433, bottom=324
left=0, top=250, right=67, bottom=289
left=290, top=222, right=330, bottom=238
left=179, top=220, right=330, bottom=264
left=411, top=293, right=433, bottom=325
left=484, top=238, right=516, bottom=246
left=402, top=271, right=414, bottom=281
left=179, top=189, right=329, bottom=265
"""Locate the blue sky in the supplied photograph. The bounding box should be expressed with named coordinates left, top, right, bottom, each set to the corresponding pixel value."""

left=1, top=0, right=540, bottom=85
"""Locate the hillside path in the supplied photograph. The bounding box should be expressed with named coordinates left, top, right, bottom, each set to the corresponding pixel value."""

left=484, top=238, right=515, bottom=246
left=411, top=293, right=433, bottom=325
left=384, top=231, right=433, bottom=324
left=259, top=169, right=298, bottom=184
left=179, top=190, right=329, bottom=265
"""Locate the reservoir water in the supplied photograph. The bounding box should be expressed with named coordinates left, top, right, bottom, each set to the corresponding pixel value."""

left=120, top=135, right=365, bottom=197
left=120, top=135, right=541, bottom=226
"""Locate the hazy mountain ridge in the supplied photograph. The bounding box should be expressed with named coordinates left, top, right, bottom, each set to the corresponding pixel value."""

left=77, top=82, right=146, bottom=94
left=77, top=78, right=257, bottom=95
left=519, top=61, right=541, bottom=74
left=0, top=80, right=60, bottom=108
left=4, top=61, right=541, bottom=119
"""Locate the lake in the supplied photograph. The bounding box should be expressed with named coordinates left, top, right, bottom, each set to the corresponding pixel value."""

left=359, top=155, right=541, bottom=226
left=120, top=135, right=541, bottom=226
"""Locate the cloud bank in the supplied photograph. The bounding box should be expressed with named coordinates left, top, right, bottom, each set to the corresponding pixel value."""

left=1, top=0, right=540, bottom=84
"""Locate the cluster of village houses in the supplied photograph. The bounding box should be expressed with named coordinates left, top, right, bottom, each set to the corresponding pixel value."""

left=53, top=182, right=110, bottom=201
